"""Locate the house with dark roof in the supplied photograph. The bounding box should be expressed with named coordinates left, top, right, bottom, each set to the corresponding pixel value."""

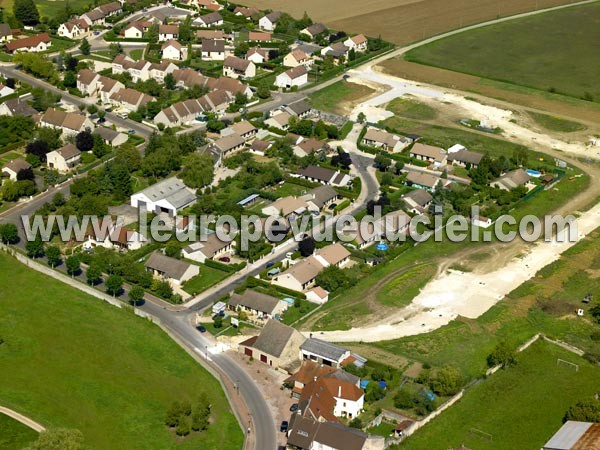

left=201, top=38, right=226, bottom=60
left=39, top=108, right=93, bottom=136
left=223, top=56, right=256, bottom=79
left=0, top=97, right=37, bottom=117
left=228, top=290, right=287, bottom=318
left=211, top=133, right=246, bottom=157
left=362, top=127, right=409, bottom=152
left=275, top=65, right=308, bottom=89
left=193, top=12, right=223, bottom=27
left=447, top=145, right=484, bottom=168
left=93, top=127, right=128, bottom=147
left=238, top=319, right=306, bottom=370
left=300, top=338, right=351, bottom=368
left=402, top=188, right=433, bottom=214
left=182, top=233, right=234, bottom=263
left=0, top=23, right=15, bottom=43
left=284, top=100, right=313, bottom=119
left=302, top=185, right=339, bottom=212
left=296, top=165, right=352, bottom=187
left=145, top=252, right=199, bottom=285
left=301, top=23, right=327, bottom=39
left=271, top=256, right=324, bottom=292
left=258, top=11, right=281, bottom=31
left=410, top=143, right=447, bottom=168
left=491, top=168, right=531, bottom=191
left=405, top=171, right=441, bottom=192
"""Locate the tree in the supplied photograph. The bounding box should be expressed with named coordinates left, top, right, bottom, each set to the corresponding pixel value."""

left=357, top=112, right=366, bottom=123
left=26, top=140, right=50, bottom=162
left=108, top=42, right=123, bottom=59
left=146, top=24, right=158, bottom=43
left=591, top=305, right=600, bottom=324
left=92, top=133, right=109, bottom=158
left=487, top=341, right=516, bottom=368
left=46, top=245, right=61, bottom=268
left=429, top=365, right=462, bottom=396
left=374, top=153, right=391, bottom=172
left=153, top=280, right=173, bottom=299
left=564, top=399, right=600, bottom=423
left=394, top=388, right=416, bottom=409
left=86, top=262, right=102, bottom=285
left=316, top=265, right=355, bottom=292
left=26, top=237, right=44, bottom=258
left=128, top=285, right=145, bottom=306
left=106, top=274, right=123, bottom=297
left=38, top=126, right=63, bottom=150
left=66, top=255, right=80, bottom=277
left=348, top=417, right=363, bottom=429
left=180, top=153, right=214, bottom=188
left=164, top=72, right=176, bottom=90
left=0, top=223, right=19, bottom=244
left=298, top=236, right=315, bottom=257
left=24, top=428, right=85, bottom=450
left=76, top=130, right=94, bottom=152
left=165, top=242, right=181, bottom=259
left=63, top=71, right=76, bottom=88
left=17, top=166, right=35, bottom=181
left=13, top=0, right=39, bottom=25
left=79, top=38, right=91, bottom=55
left=213, top=315, right=223, bottom=329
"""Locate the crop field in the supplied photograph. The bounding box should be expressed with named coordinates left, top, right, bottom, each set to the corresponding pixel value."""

left=0, top=253, right=243, bottom=450
left=405, top=2, right=600, bottom=102
left=393, top=340, right=600, bottom=450
left=0, top=0, right=93, bottom=18
left=0, top=414, right=38, bottom=450
left=241, top=0, right=574, bottom=44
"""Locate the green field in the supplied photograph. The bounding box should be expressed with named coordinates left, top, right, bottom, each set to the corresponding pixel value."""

left=1, top=0, right=100, bottom=19
left=528, top=111, right=587, bottom=132
left=405, top=2, right=600, bottom=102
left=0, top=414, right=38, bottom=450
left=0, top=253, right=243, bottom=450
left=394, top=340, right=600, bottom=450
left=308, top=80, right=376, bottom=114
left=386, top=97, right=437, bottom=121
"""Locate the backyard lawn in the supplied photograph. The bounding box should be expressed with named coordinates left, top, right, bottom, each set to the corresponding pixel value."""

left=182, top=264, right=231, bottom=295
left=0, top=414, right=38, bottom=450
left=0, top=253, right=243, bottom=450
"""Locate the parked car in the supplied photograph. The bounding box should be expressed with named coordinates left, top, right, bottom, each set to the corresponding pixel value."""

left=97, top=117, right=106, bottom=124
left=328, top=203, right=337, bottom=210
left=128, top=129, right=136, bottom=134
left=218, top=256, right=230, bottom=263
left=105, top=108, right=112, bottom=112
left=266, top=262, right=275, bottom=269
left=289, top=403, right=298, bottom=412
left=197, top=325, right=207, bottom=333
left=280, top=421, right=288, bottom=432
left=93, top=31, right=100, bottom=36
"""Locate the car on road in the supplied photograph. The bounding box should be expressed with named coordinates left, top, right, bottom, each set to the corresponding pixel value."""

left=289, top=403, right=298, bottom=412
left=93, top=31, right=100, bottom=36
left=128, top=129, right=136, bottom=134
left=343, top=74, right=350, bottom=79
left=280, top=421, right=288, bottom=432
left=218, top=256, right=230, bottom=263
left=196, top=325, right=207, bottom=333
left=105, top=108, right=112, bottom=112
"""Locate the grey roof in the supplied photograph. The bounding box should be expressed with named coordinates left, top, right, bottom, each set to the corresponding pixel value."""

left=287, top=99, right=312, bottom=116
left=315, top=422, right=367, bottom=450
left=202, top=38, right=224, bottom=52
left=296, top=43, right=322, bottom=56
left=136, top=177, right=196, bottom=209
left=448, top=149, right=483, bottom=165
left=300, top=338, right=347, bottom=361
left=0, top=23, right=13, bottom=38
left=2, top=98, right=37, bottom=117
left=543, top=421, right=597, bottom=450
left=298, top=165, right=336, bottom=183
left=307, top=185, right=338, bottom=208
left=93, top=126, right=120, bottom=142
left=304, top=23, right=326, bottom=36
left=402, top=189, right=433, bottom=207
left=229, top=290, right=281, bottom=315
left=145, top=252, right=193, bottom=280
left=252, top=319, right=299, bottom=358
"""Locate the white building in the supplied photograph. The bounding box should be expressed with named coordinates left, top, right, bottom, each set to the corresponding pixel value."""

left=130, top=177, right=196, bottom=217
left=46, top=144, right=81, bottom=173
left=275, top=66, right=308, bottom=89
left=258, top=11, right=281, bottom=31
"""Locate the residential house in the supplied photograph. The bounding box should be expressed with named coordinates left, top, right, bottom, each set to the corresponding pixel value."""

left=362, top=127, right=408, bottom=152
left=97, top=76, right=124, bottom=103
left=93, top=127, right=128, bottom=147
left=300, top=338, right=351, bottom=368
left=229, top=290, right=287, bottom=319
left=5, top=33, right=51, bottom=53
left=447, top=144, right=483, bottom=168
left=301, top=23, right=327, bottom=40
left=233, top=6, right=259, bottom=17
left=223, top=56, right=256, bottom=79
left=542, top=421, right=600, bottom=450
left=250, top=139, right=271, bottom=155
left=161, top=40, right=187, bottom=61
left=196, top=0, right=223, bottom=10
left=258, top=11, right=281, bottom=31
left=283, top=49, right=313, bottom=68
left=201, top=38, right=225, bottom=60
left=0, top=23, right=15, bottom=42
left=196, top=29, right=232, bottom=42
left=284, top=100, right=313, bottom=119
left=158, top=24, right=179, bottom=42
left=182, top=233, right=234, bottom=263
left=122, top=21, right=151, bottom=38
left=0, top=98, right=37, bottom=117
left=285, top=360, right=360, bottom=398
left=39, top=108, right=92, bottom=136
left=306, top=286, right=329, bottom=304
left=275, top=66, right=308, bottom=89
left=265, top=111, right=292, bottom=130
left=0, top=82, right=15, bottom=98
left=80, top=9, right=106, bottom=26
left=405, top=171, right=441, bottom=192
left=46, top=143, right=81, bottom=173
left=149, top=60, right=178, bottom=83
left=110, top=87, right=155, bottom=112
left=321, top=42, right=350, bottom=61
left=303, top=185, right=339, bottom=212
left=2, top=158, right=31, bottom=181
left=112, top=55, right=152, bottom=82
left=294, top=137, right=327, bottom=158
left=238, top=319, right=306, bottom=370
left=154, top=89, right=233, bottom=127
left=145, top=251, right=199, bottom=285
left=296, top=165, right=352, bottom=187
left=344, top=34, right=368, bottom=52
left=246, top=47, right=268, bottom=64
left=76, top=69, right=100, bottom=96
left=299, top=374, right=364, bottom=421
left=194, top=12, right=223, bottom=28
left=221, top=120, right=257, bottom=141
left=287, top=416, right=384, bottom=450
left=271, top=255, right=323, bottom=292
left=409, top=143, right=447, bottom=169
left=490, top=168, right=531, bottom=191
left=83, top=225, right=146, bottom=251
left=314, top=242, right=351, bottom=268
left=57, top=19, right=89, bottom=39
left=401, top=189, right=433, bottom=214
left=262, top=196, right=309, bottom=218
left=212, top=133, right=246, bottom=157
left=130, top=177, right=196, bottom=217
left=97, top=2, right=122, bottom=17
left=248, top=31, right=272, bottom=43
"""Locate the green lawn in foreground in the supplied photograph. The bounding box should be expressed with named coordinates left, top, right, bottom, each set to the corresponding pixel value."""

left=405, top=2, right=600, bottom=102
left=393, top=340, right=600, bottom=450
left=0, top=414, right=38, bottom=450
left=0, top=253, right=243, bottom=450
left=182, top=264, right=230, bottom=296
left=528, top=111, right=587, bottom=133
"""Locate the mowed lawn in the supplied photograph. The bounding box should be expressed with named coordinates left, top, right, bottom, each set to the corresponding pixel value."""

left=308, top=80, right=375, bottom=114
left=0, top=414, right=38, bottom=450
left=405, top=2, right=600, bottom=102
left=395, top=340, right=600, bottom=450
left=0, top=253, right=243, bottom=450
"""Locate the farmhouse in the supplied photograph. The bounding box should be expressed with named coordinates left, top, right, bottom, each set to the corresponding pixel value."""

left=275, top=66, right=309, bottom=89
left=238, top=319, right=306, bottom=370
left=410, top=143, right=447, bottom=168
left=272, top=256, right=324, bottom=292
left=223, top=56, right=256, bottom=79
left=194, top=12, right=223, bottom=28
left=5, top=33, right=51, bottom=53
left=405, top=171, right=441, bottom=192
left=296, top=165, right=352, bottom=187
left=299, top=374, right=364, bottom=421
left=145, top=252, right=199, bottom=285
left=46, top=144, right=81, bottom=173
left=130, top=177, right=196, bottom=217
left=229, top=290, right=287, bottom=319
left=259, top=11, right=281, bottom=31
left=182, top=233, right=234, bottom=263
left=161, top=40, right=187, bottom=61
left=201, top=38, right=226, bottom=60
left=158, top=24, right=179, bottom=42
left=2, top=158, right=31, bottom=181
left=491, top=168, right=531, bottom=191
left=344, top=34, right=368, bottom=52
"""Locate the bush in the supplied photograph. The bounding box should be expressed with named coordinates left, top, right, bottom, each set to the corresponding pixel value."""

left=175, top=419, right=191, bottom=436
